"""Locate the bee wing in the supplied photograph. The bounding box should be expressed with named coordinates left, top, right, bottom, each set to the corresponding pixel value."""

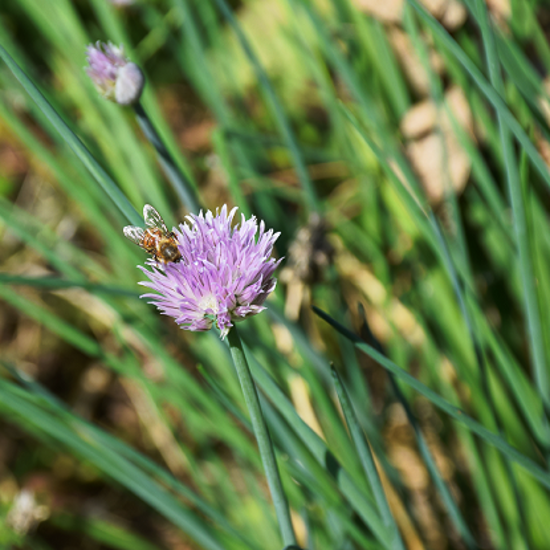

left=123, top=225, right=145, bottom=245
left=143, top=204, right=168, bottom=233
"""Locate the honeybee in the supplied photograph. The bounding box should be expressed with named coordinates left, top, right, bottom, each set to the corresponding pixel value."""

left=123, top=205, right=182, bottom=264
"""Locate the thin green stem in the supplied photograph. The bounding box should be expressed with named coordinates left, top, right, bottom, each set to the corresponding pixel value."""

left=469, top=2, right=539, bottom=544
left=331, top=367, right=404, bottom=550
left=471, top=0, right=548, bottom=410
left=0, top=44, right=141, bottom=226
left=313, top=306, right=550, bottom=490
left=227, top=327, right=298, bottom=548
left=211, top=0, right=320, bottom=215
left=356, top=307, right=477, bottom=548
left=134, top=102, right=200, bottom=213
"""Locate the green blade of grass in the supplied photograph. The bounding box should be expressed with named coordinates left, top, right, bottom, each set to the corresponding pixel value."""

left=0, top=279, right=267, bottom=494
left=470, top=0, right=549, bottom=410
left=469, top=3, right=542, bottom=544
left=211, top=0, right=320, bottom=215
left=313, top=306, right=550, bottom=490
left=241, top=346, right=392, bottom=547
left=0, top=381, right=230, bottom=550
left=0, top=44, right=141, bottom=226
left=391, top=374, right=477, bottom=548
left=356, top=305, right=477, bottom=548
left=0, top=200, right=86, bottom=281
left=1, top=361, right=263, bottom=550
left=0, top=275, right=139, bottom=297
left=202, top=353, right=381, bottom=545
left=407, top=0, right=550, bottom=213
left=338, top=101, right=548, bottom=443
left=331, top=367, right=404, bottom=550
left=0, top=92, right=128, bottom=234
left=0, top=285, right=102, bottom=357
left=260, top=396, right=379, bottom=549
left=168, top=0, right=254, bottom=216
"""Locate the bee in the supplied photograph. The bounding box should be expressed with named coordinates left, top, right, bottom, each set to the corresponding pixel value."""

left=123, top=205, right=182, bottom=264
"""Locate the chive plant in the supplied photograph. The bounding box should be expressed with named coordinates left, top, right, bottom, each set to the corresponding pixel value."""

left=1, top=0, right=550, bottom=549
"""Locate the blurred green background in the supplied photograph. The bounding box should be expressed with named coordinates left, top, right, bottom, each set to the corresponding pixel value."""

left=1, top=0, right=550, bottom=548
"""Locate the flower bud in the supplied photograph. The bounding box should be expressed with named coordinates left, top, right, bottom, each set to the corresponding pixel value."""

left=85, top=42, right=144, bottom=105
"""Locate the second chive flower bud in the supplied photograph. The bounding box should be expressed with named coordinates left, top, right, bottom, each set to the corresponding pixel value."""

left=85, top=41, right=144, bottom=105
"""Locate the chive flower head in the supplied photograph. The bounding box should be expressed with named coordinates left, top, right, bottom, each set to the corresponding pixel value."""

left=85, top=41, right=144, bottom=105
left=138, top=206, right=281, bottom=338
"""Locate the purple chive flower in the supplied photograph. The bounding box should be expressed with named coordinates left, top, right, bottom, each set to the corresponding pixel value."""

left=85, top=41, right=144, bottom=105
left=138, top=206, right=282, bottom=338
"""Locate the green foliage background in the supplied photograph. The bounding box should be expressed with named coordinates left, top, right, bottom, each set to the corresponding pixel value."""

left=1, top=0, right=550, bottom=548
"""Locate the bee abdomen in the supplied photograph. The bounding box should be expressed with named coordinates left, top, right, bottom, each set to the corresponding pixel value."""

left=159, top=241, right=182, bottom=263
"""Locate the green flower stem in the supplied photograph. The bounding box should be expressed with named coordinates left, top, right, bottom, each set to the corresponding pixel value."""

left=227, top=327, right=298, bottom=548
left=133, top=102, right=200, bottom=213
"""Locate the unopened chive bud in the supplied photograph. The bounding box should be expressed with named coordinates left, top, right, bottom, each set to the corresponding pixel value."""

left=85, top=41, right=144, bottom=105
